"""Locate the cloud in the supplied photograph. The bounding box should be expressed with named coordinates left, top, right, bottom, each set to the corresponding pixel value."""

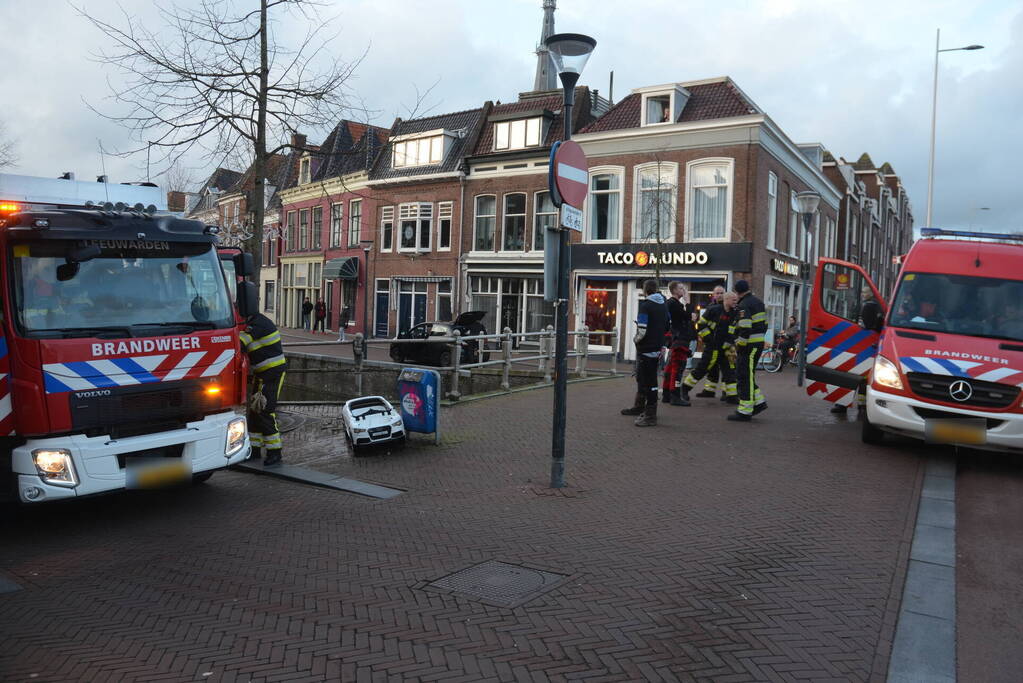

left=0, top=0, right=1018, bottom=236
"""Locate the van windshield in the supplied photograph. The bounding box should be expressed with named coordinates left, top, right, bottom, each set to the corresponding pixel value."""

left=13, top=240, right=235, bottom=338
left=890, top=271, right=1023, bottom=341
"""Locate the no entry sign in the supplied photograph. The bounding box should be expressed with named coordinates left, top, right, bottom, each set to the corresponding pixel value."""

left=552, top=140, right=587, bottom=209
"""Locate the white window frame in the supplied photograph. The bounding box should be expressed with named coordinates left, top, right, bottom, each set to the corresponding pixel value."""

left=299, top=157, right=311, bottom=184
left=348, top=198, right=362, bottom=247
left=501, top=192, right=528, bottom=252
left=437, top=201, right=453, bottom=252
left=632, top=161, right=679, bottom=243
left=492, top=117, right=543, bottom=151
left=472, top=194, right=497, bottom=252
left=379, top=206, right=394, bottom=253
left=788, top=190, right=799, bottom=256
left=532, top=190, right=557, bottom=253
left=397, top=202, right=432, bottom=253
left=329, top=202, right=343, bottom=248
left=641, top=92, right=674, bottom=126
left=392, top=135, right=444, bottom=168
left=766, top=172, right=778, bottom=251
left=584, top=165, right=625, bottom=244
left=684, top=157, right=734, bottom=243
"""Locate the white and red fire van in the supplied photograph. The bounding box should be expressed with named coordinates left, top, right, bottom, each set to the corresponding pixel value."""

left=0, top=198, right=259, bottom=502
left=806, top=228, right=1022, bottom=453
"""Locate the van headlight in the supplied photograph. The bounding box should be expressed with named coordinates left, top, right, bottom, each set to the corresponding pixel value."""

left=32, top=449, right=78, bottom=487
left=226, top=417, right=247, bottom=456
left=872, top=355, right=904, bottom=390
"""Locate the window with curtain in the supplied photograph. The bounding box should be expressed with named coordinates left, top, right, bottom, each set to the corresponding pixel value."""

left=588, top=171, right=620, bottom=241
left=533, top=191, right=556, bottom=251
left=767, top=172, right=778, bottom=250
left=502, top=193, right=526, bottom=251
left=687, top=160, right=731, bottom=240
left=474, top=195, right=496, bottom=251
left=330, top=203, right=343, bottom=247
left=637, top=164, right=676, bottom=241
left=348, top=199, right=362, bottom=247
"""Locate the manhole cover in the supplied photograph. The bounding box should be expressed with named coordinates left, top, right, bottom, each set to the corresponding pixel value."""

left=424, top=560, right=568, bottom=608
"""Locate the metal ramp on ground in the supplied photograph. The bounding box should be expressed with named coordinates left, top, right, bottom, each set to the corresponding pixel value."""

left=232, top=460, right=403, bottom=499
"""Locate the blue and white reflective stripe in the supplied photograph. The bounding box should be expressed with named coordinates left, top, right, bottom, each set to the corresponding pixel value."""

left=806, top=320, right=854, bottom=353
left=41, top=350, right=234, bottom=393
left=900, top=357, right=980, bottom=376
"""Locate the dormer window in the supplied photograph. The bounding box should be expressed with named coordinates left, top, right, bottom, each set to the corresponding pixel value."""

left=637, top=84, right=691, bottom=126
left=493, top=117, right=542, bottom=151
left=392, top=130, right=453, bottom=168
left=299, top=157, right=311, bottom=184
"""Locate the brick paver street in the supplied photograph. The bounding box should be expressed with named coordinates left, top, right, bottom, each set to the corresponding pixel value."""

left=0, top=371, right=984, bottom=682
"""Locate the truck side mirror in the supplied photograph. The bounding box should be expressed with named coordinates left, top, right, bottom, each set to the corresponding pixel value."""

left=237, top=280, right=259, bottom=318
left=233, top=252, right=255, bottom=278
left=861, top=300, right=884, bottom=332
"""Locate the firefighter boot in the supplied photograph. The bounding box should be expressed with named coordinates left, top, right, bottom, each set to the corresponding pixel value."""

left=661, top=387, right=672, bottom=403
left=621, top=392, right=645, bottom=416
left=263, top=450, right=283, bottom=467
left=670, top=389, right=690, bottom=406
left=635, top=403, right=657, bottom=427
left=681, top=385, right=691, bottom=403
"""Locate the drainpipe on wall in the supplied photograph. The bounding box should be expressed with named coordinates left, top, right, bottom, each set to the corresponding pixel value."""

left=455, top=169, right=466, bottom=312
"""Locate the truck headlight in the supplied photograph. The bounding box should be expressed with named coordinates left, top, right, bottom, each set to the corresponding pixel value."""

left=873, top=355, right=904, bottom=390
left=226, top=417, right=247, bottom=456
left=32, top=449, right=78, bottom=487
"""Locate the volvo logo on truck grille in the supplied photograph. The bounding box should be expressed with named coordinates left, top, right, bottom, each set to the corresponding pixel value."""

left=74, top=389, right=113, bottom=398
left=949, top=380, right=973, bottom=402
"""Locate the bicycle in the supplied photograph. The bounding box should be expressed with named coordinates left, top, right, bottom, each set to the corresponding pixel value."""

left=762, top=338, right=799, bottom=373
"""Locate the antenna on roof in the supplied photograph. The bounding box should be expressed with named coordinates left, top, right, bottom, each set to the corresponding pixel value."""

left=608, top=70, right=614, bottom=105
left=97, top=139, right=110, bottom=203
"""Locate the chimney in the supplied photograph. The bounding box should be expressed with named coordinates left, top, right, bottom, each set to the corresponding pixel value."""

left=167, top=190, right=186, bottom=212
left=290, top=132, right=307, bottom=151
left=97, top=175, right=108, bottom=183
left=59, top=172, right=75, bottom=180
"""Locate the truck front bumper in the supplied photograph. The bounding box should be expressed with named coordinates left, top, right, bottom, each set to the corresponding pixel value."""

left=14, top=412, right=250, bottom=503
left=866, top=386, right=1023, bottom=453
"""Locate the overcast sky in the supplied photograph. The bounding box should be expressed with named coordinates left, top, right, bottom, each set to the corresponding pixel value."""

left=1, top=0, right=1020, bottom=233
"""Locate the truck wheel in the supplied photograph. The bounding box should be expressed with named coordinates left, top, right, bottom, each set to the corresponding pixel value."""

left=438, top=349, right=452, bottom=367
left=861, top=413, right=885, bottom=445
left=192, top=472, right=214, bottom=484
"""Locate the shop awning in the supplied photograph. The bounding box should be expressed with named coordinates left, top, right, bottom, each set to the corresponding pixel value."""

left=394, top=276, right=449, bottom=283
left=323, top=257, right=359, bottom=280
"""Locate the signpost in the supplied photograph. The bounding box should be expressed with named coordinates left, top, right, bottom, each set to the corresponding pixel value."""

left=560, top=205, right=583, bottom=231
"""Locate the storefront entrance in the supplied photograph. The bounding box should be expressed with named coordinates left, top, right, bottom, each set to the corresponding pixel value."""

left=469, top=275, right=553, bottom=341
left=583, top=282, right=619, bottom=349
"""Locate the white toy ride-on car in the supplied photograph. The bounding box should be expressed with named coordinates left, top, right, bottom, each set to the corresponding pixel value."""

left=341, top=396, right=406, bottom=453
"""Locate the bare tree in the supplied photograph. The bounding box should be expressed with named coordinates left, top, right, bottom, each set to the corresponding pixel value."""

left=78, top=0, right=365, bottom=263
left=161, top=162, right=199, bottom=193
left=0, top=120, right=17, bottom=169
left=636, top=156, right=678, bottom=285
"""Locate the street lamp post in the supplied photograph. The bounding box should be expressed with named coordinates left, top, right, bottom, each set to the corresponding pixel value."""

left=544, top=32, right=596, bottom=489
left=360, top=239, right=374, bottom=355
left=793, top=191, right=821, bottom=388
left=926, top=29, right=983, bottom=228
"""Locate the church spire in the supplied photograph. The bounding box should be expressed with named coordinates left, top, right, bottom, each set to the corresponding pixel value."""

left=532, top=0, right=557, bottom=91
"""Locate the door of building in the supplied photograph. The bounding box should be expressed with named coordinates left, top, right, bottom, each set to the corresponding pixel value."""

left=374, top=280, right=390, bottom=338
left=397, top=281, right=428, bottom=334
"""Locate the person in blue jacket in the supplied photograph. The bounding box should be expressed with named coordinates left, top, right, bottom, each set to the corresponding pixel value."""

left=620, top=279, right=669, bottom=427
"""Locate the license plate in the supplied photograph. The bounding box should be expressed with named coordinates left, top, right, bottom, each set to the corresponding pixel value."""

left=925, top=418, right=987, bottom=446
left=126, top=458, right=190, bottom=489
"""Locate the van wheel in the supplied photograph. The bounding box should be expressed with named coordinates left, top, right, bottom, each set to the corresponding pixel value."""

left=192, top=472, right=214, bottom=484
left=438, top=349, right=452, bottom=367
left=389, top=347, right=404, bottom=362
left=861, top=413, right=885, bottom=445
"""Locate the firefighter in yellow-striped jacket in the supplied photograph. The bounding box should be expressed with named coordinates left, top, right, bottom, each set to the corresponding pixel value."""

left=727, top=280, right=768, bottom=422
left=240, top=313, right=288, bottom=466
left=681, top=292, right=738, bottom=403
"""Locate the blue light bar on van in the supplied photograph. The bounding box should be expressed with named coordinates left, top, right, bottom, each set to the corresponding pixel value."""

left=920, top=228, right=1023, bottom=242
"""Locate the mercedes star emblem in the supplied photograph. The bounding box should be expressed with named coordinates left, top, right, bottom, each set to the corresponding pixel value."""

left=949, top=379, right=973, bottom=402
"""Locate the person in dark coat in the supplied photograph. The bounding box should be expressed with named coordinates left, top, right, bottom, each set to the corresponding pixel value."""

left=313, top=299, right=327, bottom=333
left=621, top=280, right=669, bottom=427
left=301, top=297, right=313, bottom=330
left=662, top=281, right=694, bottom=406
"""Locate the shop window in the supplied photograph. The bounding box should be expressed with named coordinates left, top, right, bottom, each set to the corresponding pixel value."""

left=587, top=169, right=621, bottom=242
left=533, top=191, right=556, bottom=252
left=502, top=193, right=527, bottom=251
left=635, top=162, right=677, bottom=241
left=686, top=158, right=732, bottom=241
left=474, top=195, right=496, bottom=251
left=584, top=284, right=618, bottom=347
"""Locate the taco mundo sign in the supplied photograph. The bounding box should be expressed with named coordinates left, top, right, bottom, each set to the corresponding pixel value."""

left=571, top=242, right=752, bottom=271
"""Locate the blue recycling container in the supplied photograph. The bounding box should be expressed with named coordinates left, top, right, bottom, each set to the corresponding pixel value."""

left=397, top=367, right=440, bottom=436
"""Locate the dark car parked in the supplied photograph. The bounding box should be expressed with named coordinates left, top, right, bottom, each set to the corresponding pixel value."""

left=389, top=311, right=491, bottom=367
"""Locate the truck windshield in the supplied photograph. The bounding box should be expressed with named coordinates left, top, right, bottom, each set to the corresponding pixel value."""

left=890, top=271, right=1023, bottom=341
left=12, top=240, right=235, bottom=338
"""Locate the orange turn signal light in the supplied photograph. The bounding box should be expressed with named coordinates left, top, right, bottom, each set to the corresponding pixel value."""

left=0, top=202, right=21, bottom=213
left=205, top=386, right=222, bottom=396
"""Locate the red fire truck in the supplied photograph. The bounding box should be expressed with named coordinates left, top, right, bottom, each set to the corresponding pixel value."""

left=0, top=174, right=258, bottom=502
left=806, top=228, right=1023, bottom=453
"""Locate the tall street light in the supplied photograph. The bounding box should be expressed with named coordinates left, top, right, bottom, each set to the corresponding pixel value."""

left=545, top=32, right=595, bottom=489
left=926, top=29, right=983, bottom=228
left=360, top=238, right=374, bottom=355
left=793, top=190, right=820, bottom=388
